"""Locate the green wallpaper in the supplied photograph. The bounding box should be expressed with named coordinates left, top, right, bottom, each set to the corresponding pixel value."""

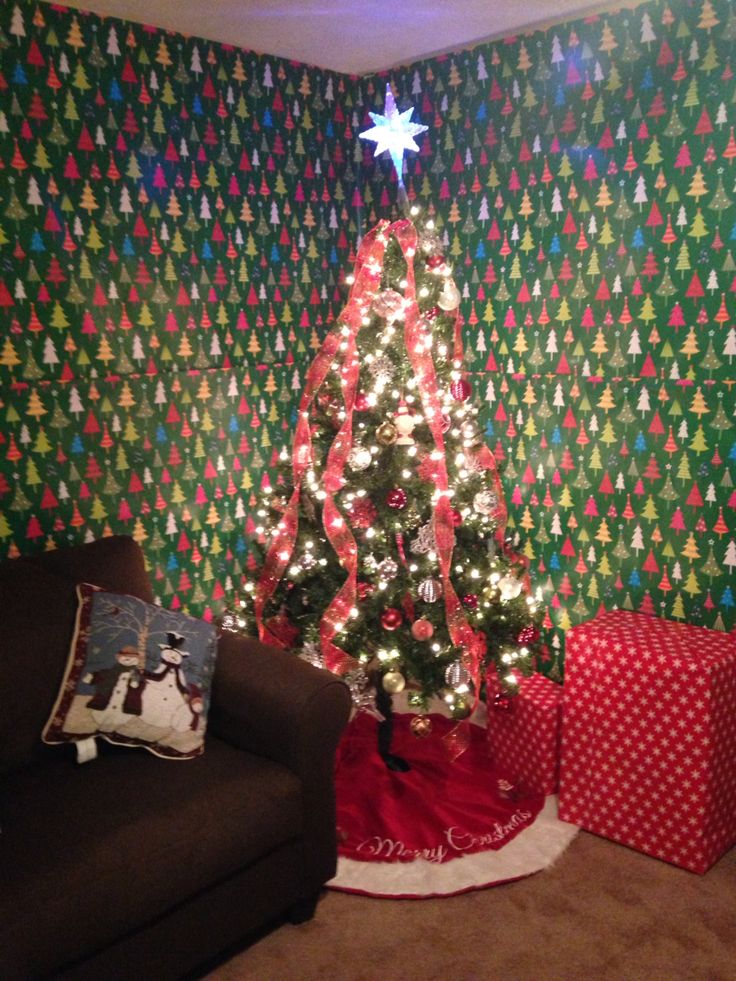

left=369, top=0, right=736, bottom=669
left=0, top=0, right=355, bottom=618
left=1, top=0, right=735, bottom=670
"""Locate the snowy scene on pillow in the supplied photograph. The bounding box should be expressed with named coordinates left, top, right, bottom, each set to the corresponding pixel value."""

left=43, top=584, right=218, bottom=760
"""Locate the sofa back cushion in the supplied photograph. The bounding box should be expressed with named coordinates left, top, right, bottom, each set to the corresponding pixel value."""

left=0, top=536, right=153, bottom=775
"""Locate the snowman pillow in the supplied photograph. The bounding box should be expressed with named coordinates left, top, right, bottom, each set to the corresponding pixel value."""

left=43, top=584, right=217, bottom=761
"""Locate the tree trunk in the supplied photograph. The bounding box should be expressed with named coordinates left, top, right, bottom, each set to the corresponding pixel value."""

left=375, top=686, right=410, bottom=772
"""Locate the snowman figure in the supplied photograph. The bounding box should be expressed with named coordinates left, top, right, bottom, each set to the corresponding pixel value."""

left=140, top=633, right=203, bottom=733
left=84, top=646, right=144, bottom=732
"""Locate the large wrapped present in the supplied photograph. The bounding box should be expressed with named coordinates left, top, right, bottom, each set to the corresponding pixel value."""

left=486, top=672, right=562, bottom=796
left=559, top=610, right=736, bottom=873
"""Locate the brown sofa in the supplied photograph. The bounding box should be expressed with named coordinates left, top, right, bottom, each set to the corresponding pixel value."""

left=0, top=536, right=351, bottom=980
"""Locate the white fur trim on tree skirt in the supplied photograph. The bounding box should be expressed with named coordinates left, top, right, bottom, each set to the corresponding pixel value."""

left=327, top=796, right=579, bottom=899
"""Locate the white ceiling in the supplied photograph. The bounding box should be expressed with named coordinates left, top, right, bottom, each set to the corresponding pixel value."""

left=60, top=0, right=638, bottom=75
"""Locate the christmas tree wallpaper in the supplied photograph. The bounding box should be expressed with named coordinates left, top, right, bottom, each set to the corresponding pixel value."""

left=1, top=0, right=735, bottom=679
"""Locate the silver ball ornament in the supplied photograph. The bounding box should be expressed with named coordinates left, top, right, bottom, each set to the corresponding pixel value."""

left=418, top=578, right=442, bottom=603
left=445, top=660, right=471, bottom=688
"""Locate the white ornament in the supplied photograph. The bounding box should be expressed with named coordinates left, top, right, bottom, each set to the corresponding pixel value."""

left=377, top=558, right=399, bottom=581
left=498, top=573, right=523, bottom=602
left=299, top=642, right=324, bottom=669
left=473, top=490, right=498, bottom=515
left=394, top=402, right=417, bottom=445
left=410, top=522, right=436, bottom=555
left=344, top=667, right=375, bottom=710
left=437, top=279, right=461, bottom=311
left=347, top=446, right=372, bottom=471
left=363, top=553, right=378, bottom=574
left=368, top=355, right=395, bottom=386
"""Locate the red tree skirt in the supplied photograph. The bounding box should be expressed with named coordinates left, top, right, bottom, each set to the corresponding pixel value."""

left=335, top=712, right=543, bottom=864
left=329, top=712, right=579, bottom=899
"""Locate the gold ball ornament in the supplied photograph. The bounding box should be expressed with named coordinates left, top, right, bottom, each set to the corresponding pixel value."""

left=376, top=421, right=398, bottom=446
left=410, top=715, right=433, bottom=739
left=382, top=671, right=406, bottom=694
left=450, top=695, right=472, bottom=720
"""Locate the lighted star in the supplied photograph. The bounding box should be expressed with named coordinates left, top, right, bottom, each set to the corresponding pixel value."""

left=360, top=83, right=428, bottom=187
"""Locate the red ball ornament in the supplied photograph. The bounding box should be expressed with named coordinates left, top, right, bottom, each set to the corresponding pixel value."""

left=517, top=624, right=539, bottom=645
left=426, top=255, right=444, bottom=270
left=450, top=508, right=463, bottom=527
left=411, top=618, right=434, bottom=641
left=450, top=378, right=472, bottom=402
left=462, top=593, right=478, bottom=610
left=381, top=608, right=403, bottom=631
left=356, top=580, right=375, bottom=601
left=354, top=392, right=370, bottom=411
left=387, top=488, right=408, bottom=510
left=348, top=498, right=378, bottom=529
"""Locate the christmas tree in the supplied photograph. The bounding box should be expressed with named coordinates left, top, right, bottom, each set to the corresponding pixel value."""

left=225, top=86, right=541, bottom=737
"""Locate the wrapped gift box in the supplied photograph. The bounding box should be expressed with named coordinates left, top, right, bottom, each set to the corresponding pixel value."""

left=559, top=610, right=736, bottom=873
left=486, top=672, right=562, bottom=796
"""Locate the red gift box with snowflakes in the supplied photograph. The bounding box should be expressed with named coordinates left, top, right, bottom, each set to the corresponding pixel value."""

left=486, top=672, right=563, bottom=796
left=558, top=610, right=736, bottom=873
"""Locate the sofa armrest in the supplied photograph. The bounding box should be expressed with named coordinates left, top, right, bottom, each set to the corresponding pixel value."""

left=209, top=631, right=351, bottom=769
left=208, top=631, right=352, bottom=890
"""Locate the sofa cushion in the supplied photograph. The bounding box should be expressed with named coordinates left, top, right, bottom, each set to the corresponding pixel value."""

left=17, top=534, right=155, bottom=604
left=43, top=584, right=218, bottom=760
left=0, top=736, right=303, bottom=978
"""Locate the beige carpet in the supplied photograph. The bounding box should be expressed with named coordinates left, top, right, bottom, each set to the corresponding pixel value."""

left=205, top=832, right=736, bottom=981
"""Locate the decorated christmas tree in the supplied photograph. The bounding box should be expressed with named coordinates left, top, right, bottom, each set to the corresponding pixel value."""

left=224, top=86, right=542, bottom=746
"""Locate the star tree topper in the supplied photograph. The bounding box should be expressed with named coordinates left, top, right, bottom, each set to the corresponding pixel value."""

left=360, top=83, right=428, bottom=187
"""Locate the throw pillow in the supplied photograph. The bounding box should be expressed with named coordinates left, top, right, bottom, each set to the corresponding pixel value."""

left=43, top=584, right=218, bottom=760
